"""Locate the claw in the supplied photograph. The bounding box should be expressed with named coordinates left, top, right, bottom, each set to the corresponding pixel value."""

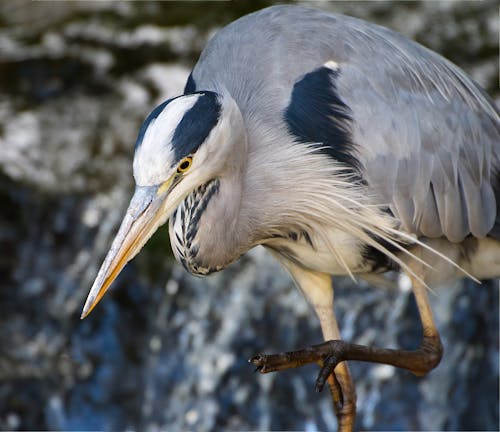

left=315, top=379, right=325, bottom=393
left=315, top=355, right=338, bottom=392
left=249, top=354, right=262, bottom=364
left=249, top=354, right=266, bottom=373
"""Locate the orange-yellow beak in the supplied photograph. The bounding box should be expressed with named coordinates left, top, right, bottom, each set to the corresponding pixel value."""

left=81, top=182, right=173, bottom=319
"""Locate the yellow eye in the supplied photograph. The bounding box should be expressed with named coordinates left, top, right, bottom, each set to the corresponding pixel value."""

left=177, top=156, right=192, bottom=174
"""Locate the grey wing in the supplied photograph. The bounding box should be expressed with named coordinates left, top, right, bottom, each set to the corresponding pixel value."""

left=337, top=40, right=500, bottom=242
left=191, top=5, right=500, bottom=241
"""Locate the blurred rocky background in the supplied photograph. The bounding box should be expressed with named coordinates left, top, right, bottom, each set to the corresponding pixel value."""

left=0, top=1, right=498, bottom=430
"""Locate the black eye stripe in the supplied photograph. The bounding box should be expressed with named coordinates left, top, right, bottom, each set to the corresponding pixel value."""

left=171, top=92, right=221, bottom=163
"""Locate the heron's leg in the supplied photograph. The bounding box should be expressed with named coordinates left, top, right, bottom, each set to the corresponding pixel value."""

left=255, top=263, right=356, bottom=431
left=317, top=275, right=442, bottom=379
left=251, top=275, right=443, bottom=395
left=316, top=304, right=356, bottom=432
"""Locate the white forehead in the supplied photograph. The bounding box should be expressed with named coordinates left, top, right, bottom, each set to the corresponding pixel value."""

left=133, top=95, right=200, bottom=186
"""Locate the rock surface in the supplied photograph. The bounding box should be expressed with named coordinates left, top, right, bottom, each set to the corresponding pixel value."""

left=0, top=1, right=498, bottom=430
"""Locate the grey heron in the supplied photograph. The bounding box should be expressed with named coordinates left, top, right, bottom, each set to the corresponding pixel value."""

left=81, top=5, right=500, bottom=431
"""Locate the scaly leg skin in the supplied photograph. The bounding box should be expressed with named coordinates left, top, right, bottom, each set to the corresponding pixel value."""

left=250, top=273, right=442, bottom=430
left=261, top=261, right=357, bottom=431
left=315, top=305, right=356, bottom=431
left=251, top=331, right=442, bottom=390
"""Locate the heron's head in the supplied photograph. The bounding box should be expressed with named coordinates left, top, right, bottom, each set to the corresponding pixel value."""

left=81, top=91, right=246, bottom=318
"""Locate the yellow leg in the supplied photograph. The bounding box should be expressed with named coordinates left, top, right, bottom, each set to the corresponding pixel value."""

left=407, top=275, right=442, bottom=375
left=276, top=263, right=356, bottom=431
left=411, top=275, right=438, bottom=336
left=316, top=303, right=356, bottom=431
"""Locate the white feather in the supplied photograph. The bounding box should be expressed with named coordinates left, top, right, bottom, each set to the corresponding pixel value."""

left=134, top=94, right=200, bottom=186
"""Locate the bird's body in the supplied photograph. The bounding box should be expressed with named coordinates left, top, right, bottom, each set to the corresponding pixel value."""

left=82, top=6, right=500, bottom=431
left=171, top=6, right=500, bottom=283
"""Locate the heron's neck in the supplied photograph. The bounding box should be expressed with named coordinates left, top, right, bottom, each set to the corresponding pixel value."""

left=173, top=98, right=253, bottom=273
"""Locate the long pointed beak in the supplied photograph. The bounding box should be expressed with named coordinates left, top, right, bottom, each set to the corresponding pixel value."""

left=81, top=183, right=173, bottom=319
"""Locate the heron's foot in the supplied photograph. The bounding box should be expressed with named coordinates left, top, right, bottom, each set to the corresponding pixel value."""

left=250, top=334, right=443, bottom=391
left=250, top=342, right=342, bottom=391
left=250, top=342, right=356, bottom=432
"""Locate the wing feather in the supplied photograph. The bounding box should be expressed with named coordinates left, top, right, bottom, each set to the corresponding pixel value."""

left=338, top=57, right=499, bottom=242
left=415, top=183, right=442, bottom=238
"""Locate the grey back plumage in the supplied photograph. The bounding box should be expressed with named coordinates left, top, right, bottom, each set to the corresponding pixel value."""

left=189, top=5, right=500, bottom=243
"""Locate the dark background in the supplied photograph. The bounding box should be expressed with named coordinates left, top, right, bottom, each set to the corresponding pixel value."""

left=0, top=1, right=498, bottom=430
